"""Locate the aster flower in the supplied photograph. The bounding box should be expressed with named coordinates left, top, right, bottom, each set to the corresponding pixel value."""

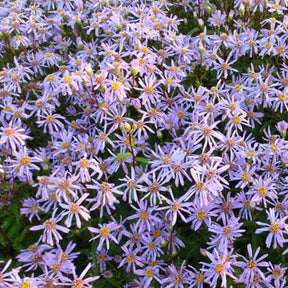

left=255, top=208, right=288, bottom=249
left=188, top=201, right=217, bottom=231
left=158, top=188, right=192, bottom=226
left=4, top=145, right=42, bottom=184
left=0, top=120, right=32, bottom=152
left=201, top=248, right=236, bottom=288
left=135, top=264, right=162, bottom=288
left=30, top=209, right=69, bottom=246
left=0, top=259, right=13, bottom=288
left=88, top=222, right=120, bottom=251
left=20, top=197, right=42, bottom=222
left=235, top=244, right=269, bottom=285
left=208, top=217, right=245, bottom=252
left=160, top=261, right=191, bottom=288
left=62, top=263, right=99, bottom=288
left=118, top=246, right=145, bottom=273
left=59, top=193, right=91, bottom=228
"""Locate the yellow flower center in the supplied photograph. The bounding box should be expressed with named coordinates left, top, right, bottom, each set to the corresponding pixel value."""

left=20, top=156, right=31, bottom=166
left=145, top=269, right=154, bottom=278
left=196, top=273, right=205, bottom=283
left=111, top=82, right=120, bottom=91
left=46, top=115, right=54, bottom=123
left=247, top=259, right=257, bottom=270
left=79, top=158, right=89, bottom=168
left=214, top=263, right=225, bottom=274
left=127, top=254, right=135, bottom=263
left=69, top=203, right=79, bottom=214
left=100, top=227, right=110, bottom=238
left=270, top=223, right=280, bottom=234
left=258, top=186, right=267, bottom=196
left=21, top=281, right=31, bottom=288
left=197, top=210, right=207, bottom=220
left=72, top=278, right=84, bottom=288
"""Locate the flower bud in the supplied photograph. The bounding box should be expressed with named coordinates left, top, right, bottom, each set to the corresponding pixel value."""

left=198, top=18, right=204, bottom=28
left=171, top=250, right=177, bottom=257
left=284, top=15, right=288, bottom=27
left=116, top=24, right=122, bottom=31
left=122, top=122, right=131, bottom=132
left=131, top=67, right=139, bottom=76
left=239, top=3, right=245, bottom=15
left=161, top=240, right=167, bottom=247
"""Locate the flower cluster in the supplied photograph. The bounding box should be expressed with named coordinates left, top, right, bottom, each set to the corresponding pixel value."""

left=0, top=0, right=288, bottom=287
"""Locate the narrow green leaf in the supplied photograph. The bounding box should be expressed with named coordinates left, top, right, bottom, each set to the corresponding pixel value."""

left=112, top=152, right=132, bottom=162
left=187, top=27, right=199, bottom=35
left=135, top=157, right=150, bottom=164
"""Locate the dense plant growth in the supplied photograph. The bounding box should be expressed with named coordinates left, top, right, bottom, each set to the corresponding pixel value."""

left=0, top=0, right=288, bottom=287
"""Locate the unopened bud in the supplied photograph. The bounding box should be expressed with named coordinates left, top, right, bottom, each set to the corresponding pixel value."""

left=228, top=10, right=234, bottom=20
left=161, top=240, right=167, bottom=247
left=131, top=67, right=139, bottom=76
left=198, top=42, right=205, bottom=54
left=123, top=122, right=131, bottom=132
left=171, top=250, right=177, bottom=257
left=239, top=3, right=245, bottom=15
left=116, top=24, right=122, bottom=30
left=157, top=131, right=162, bottom=139
left=198, top=18, right=204, bottom=27
left=193, top=11, right=198, bottom=20
left=115, top=68, right=120, bottom=76
left=284, top=15, right=288, bottom=27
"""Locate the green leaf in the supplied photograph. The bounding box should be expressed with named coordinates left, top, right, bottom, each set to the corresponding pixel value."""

left=200, top=1, right=214, bottom=10
left=135, top=157, right=150, bottom=164
left=187, top=27, right=199, bottom=35
left=112, top=152, right=132, bottom=162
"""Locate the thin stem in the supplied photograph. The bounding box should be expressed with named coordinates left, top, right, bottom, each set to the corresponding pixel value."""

left=127, top=131, right=136, bottom=170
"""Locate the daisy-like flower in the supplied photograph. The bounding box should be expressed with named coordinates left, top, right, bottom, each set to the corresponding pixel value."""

left=201, top=248, right=236, bottom=288
left=59, top=193, right=91, bottom=228
left=30, top=209, right=69, bottom=246
left=158, top=188, right=192, bottom=226
left=248, top=176, right=278, bottom=208
left=160, top=261, right=191, bottom=288
left=266, top=262, right=287, bottom=288
left=189, top=120, right=226, bottom=152
left=135, top=264, right=162, bottom=288
left=208, top=217, right=245, bottom=252
left=118, top=246, right=145, bottom=273
left=62, top=263, right=99, bottom=288
left=0, top=121, right=32, bottom=152
left=73, top=155, right=101, bottom=183
left=212, top=54, right=238, bottom=79
left=20, top=197, right=42, bottom=222
left=255, top=208, right=288, bottom=249
left=118, top=167, right=145, bottom=203
left=50, top=172, right=82, bottom=203
left=235, top=244, right=269, bottom=285
left=0, top=259, right=13, bottom=288
left=4, top=146, right=42, bottom=184
left=36, top=110, right=65, bottom=134
left=88, top=222, right=120, bottom=251
left=188, top=201, right=217, bottom=231
left=87, top=180, right=123, bottom=217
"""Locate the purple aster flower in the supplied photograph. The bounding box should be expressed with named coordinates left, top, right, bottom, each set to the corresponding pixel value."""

left=88, top=222, right=120, bottom=251
left=235, top=244, right=269, bottom=285
left=256, top=208, right=288, bottom=249
left=30, top=210, right=69, bottom=246
left=201, top=248, right=236, bottom=288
